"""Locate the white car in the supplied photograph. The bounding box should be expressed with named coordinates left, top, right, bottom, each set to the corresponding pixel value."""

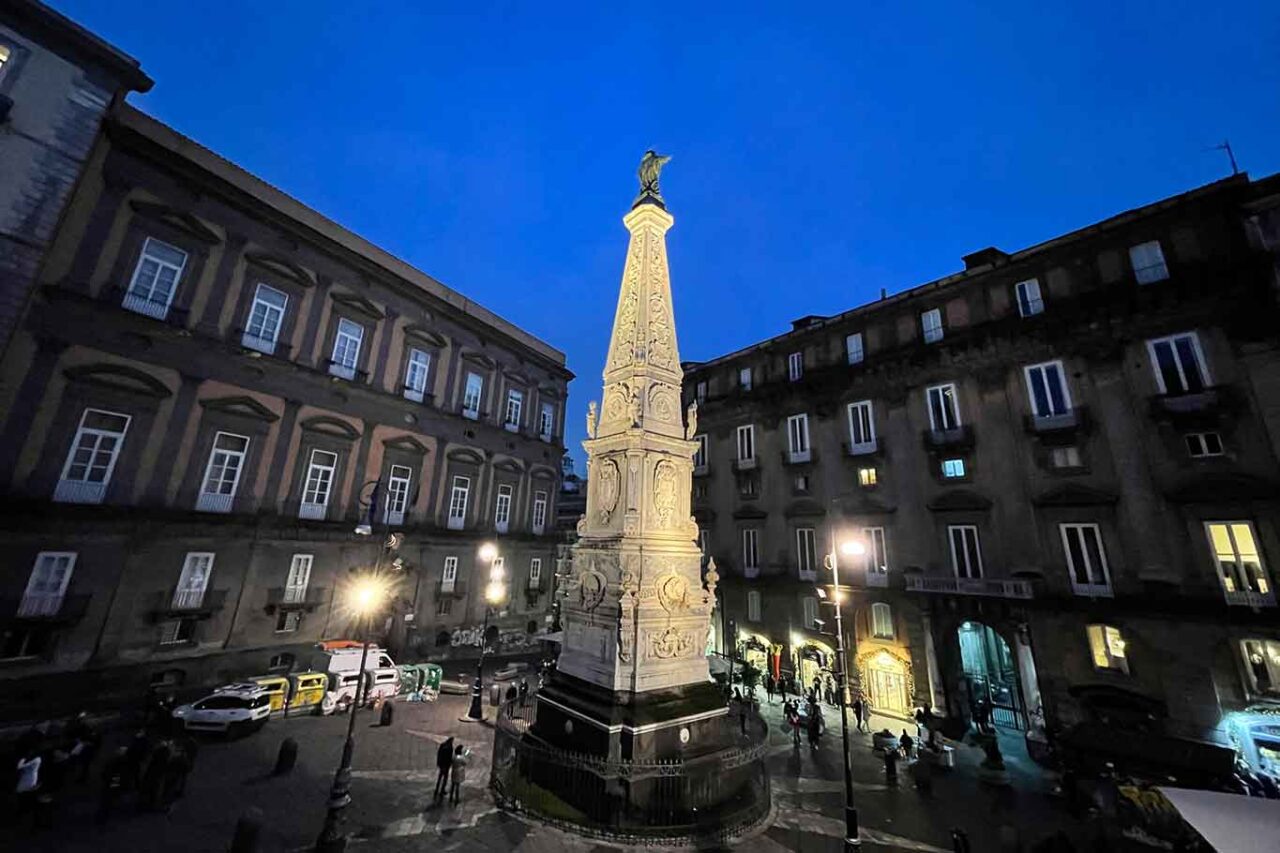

left=172, top=683, right=272, bottom=735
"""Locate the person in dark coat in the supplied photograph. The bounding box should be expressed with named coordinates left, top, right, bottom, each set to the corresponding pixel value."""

left=852, top=696, right=866, bottom=733
left=433, top=737, right=454, bottom=805
left=518, top=679, right=529, bottom=708
left=764, top=674, right=775, bottom=703
left=504, top=683, right=518, bottom=709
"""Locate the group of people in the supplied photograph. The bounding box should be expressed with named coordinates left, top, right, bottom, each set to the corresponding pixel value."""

left=6, top=712, right=101, bottom=828
left=432, top=736, right=471, bottom=807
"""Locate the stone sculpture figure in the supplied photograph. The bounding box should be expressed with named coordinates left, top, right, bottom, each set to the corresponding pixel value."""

left=685, top=400, right=698, bottom=440
left=634, top=149, right=672, bottom=208
left=586, top=401, right=597, bottom=439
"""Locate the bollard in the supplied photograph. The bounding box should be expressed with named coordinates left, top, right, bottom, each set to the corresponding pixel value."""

left=273, top=737, right=298, bottom=776
left=230, top=807, right=263, bottom=853
left=380, top=700, right=394, bottom=727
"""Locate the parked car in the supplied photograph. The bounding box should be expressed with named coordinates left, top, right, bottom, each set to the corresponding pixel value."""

left=172, top=683, right=272, bottom=735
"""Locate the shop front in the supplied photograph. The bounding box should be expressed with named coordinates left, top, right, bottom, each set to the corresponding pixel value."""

left=792, top=637, right=836, bottom=695
left=859, top=647, right=914, bottom=717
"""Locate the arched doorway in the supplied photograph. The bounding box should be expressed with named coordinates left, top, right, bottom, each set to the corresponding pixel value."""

left=860, top=648, right=913, bottom=716
left=795, top=640, right=836, bottom=694
left=957, top=621, right=1025, bottom=730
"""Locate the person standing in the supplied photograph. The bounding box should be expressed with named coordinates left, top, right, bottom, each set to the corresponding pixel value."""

left=14, top=747, right=41, bottom=826
left=852, top=696, right=865, bottom=733
left=504, top=683, right=518, bottom=711
left=764, top=673, right=775, bottom=704
left=861, top=695, right=873, bottom=732
left=518, top=678, right=529, bottom=708
left=449, top=744, right=469, bottom=806
left=433, top=737, right=454, bottom=805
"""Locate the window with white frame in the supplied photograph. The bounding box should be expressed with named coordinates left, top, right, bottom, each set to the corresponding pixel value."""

left=921, top=308, right=943, bottom=343
left=300, top=449, right=338, bottom=519
left=1015, top=278, right=1044, bottom=317
left=742, top=529, right=760, bottom=571
left=846, top=332, right=864, bottom=365
left=1240, top=640, right=1280, bottom=695
left=747, top=591, right=762, bottom=622
left=19, top=552, right=76, bottom=618
left=858, top=466, right=877, bottom=487
left=330, top=318, right=363, bottom=379
left=539, top=402, right=555, bottom=440
left=698, top=528, right=710, bottom=556
left=243, top=284, right=287, bottom=354
left=863, top=527, right=888, bottom=575
left=1050, top=446, right=1083, bottom=469
left=494, top=484, right=513, bottom=533
left=197, top=432, right=249, bottom=513
left=532, top=491, right=548, bottom=535
left=802, top=596, right=819, bottom=629
left=926, top=383, right=960, bottom=431
left=124, top=237, right=188, bottom=319
left=504, top=388, right=523, bottom=430
left=788, top=352, right=804, bottom=382
left=1185, top=432, right=1224, bottom=458
left=462, top=372, right=484, bottom=419
left=948, top=525, right=983, bottom=579
left=693, top=435, right=708, bottom=469
left=384, top=464, right=412, bottom=525
left=1061, top=523, right=1112, bottom=595
left=1206, top=521, right=1272, bottom=603
left=284, top=554, right=312, bottom=604
left=736, top=424, right=756, bottom=463
left=404, top=349, right=430, bottom=402
left=442, top=556, right=458, bottom=592
left=56, top=409, right=131, bottom=504
left=173, top=552, right=214, bottom=609
left=796, top=528, right=817, bottom=577
left=447, top=476, right=470, bottom=530
left=739, top=367, right=753, bottom=390
left=530, top=558, right=542, bottom=585
left=786, top=414, right=810, bottom=461
left=695, top=381, right=707, bottom=402
left=847, top=400, right=875, bottom=452
left=276, top=610, right=302, bottom=633
left=1147, top=332, right=1209, bottom=395
left=1130, top=240, right=1169, bottom=284
left=739, top=475, right=759, bottom=498
left=1025, top=361, right=1072, bottom=418
left=1087, top=624, right=1129, bottom=673
left=794, top=474, right=810, bottom=493
left=941, top=458, right=966, bottom=479
left=871, top=602, right=894, bottom=639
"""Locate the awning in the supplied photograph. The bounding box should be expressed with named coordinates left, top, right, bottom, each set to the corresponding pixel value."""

left=1159, top=787, right=1280, bottom=853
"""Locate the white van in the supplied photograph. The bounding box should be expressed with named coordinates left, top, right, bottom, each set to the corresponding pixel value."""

left=315, top=642, right=399, bottom=713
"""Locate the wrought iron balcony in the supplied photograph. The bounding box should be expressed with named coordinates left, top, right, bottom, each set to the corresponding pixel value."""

left=239, top=330, right=276, bottom=356
left=298, top=501, right=328, bottom=521
left=922, top=425, right=975, bottom=450
left=503, top=420, right=522, bottom=434
left=53, top=478, right=108, bottom=505
left=733, top=457, right=758, bottom=471
left=1224, top=588, right=1276, bottom=608
left=435, top=580, right=467, bottom=598
left=461, top=406, right=481, bottom=421
left=1150, top=386, right=1236, bottom=421
left=7, top=593, right=90, bottom=623
left=1024, top=407, right=1088, bottom=435
left=403, top=386, right=425, bottom=404
left=782, top=449, right=814, bottom=465
left=150, top=588, right=228, bottom=620
left=865, top=570, right=889, bottom=588
left=904, top=575, right=1033, bottom=600
left=326, top=360, right=367, bottom=382
left=121, top=291, right=171, bottom=320
left=195, top=492, right=236, bottom=514
left=1070, top=580, right=1113, bottom=598
left=843, top=438, right=880, bottom=457
left=265, top=586, right=328, bottom=613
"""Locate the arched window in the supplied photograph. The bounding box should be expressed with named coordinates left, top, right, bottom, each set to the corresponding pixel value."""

left=268, top=652, right=296, bottom=673
left=871, top=603, right=893, bottom=639
left=435, top=630, right=451, bottom=647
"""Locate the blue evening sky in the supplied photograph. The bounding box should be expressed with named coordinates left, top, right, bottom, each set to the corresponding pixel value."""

left=54, top=1, right=1280, bottom=466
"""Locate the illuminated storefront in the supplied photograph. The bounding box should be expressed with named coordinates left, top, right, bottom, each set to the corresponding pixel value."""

left=859, top=648, right=914, bottom=716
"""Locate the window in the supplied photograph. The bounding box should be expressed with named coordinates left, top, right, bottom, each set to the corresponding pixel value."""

left=693, top=435, right=708, bottom=470
left=948, top=526, right=983, bottom=579
left=697, top=528, right=709, bottom=556
left=284, top=554, right=312, bottom=604
left=56, top=409, right=131, bottom=505
left=300, top=449, right=338, bottom=519
left=504, top=388, right=523, bottom=431
left=268, top=653, right=296, bottom=672
left=863, top=527, right=888, bottom=576
left=275, top=610, right=302, bottom=633
left=846, top=400, right=876, bottom=454
left=1185, top=432, right=1224, bottom=458
left=742, top=529, right=760, bottom=572
left=442, top=556, right=458, bottom=593
left=786, top=414, right=810, bottom=461
left=846, top=333, right=864, bottom=365
left=1206, top=522, right=1272, bottom=605
left=1130, top=240, right=1169, bottom=284
left=330, top=318, right=363, bottom=380
left=530, top=558, right=542, bottom=584
left=173, top=552, right=214, bottom=609
left=747, top=591, right=762, bottom=622
left=926, top=384, right=960, bottom=431
left=494, top=484, right=513, bottom=533
left=796, top=528, right=817, bottom=578
left=404, top=349, right=430, bottom=403
left=1015, top=278, right=1044, bottom=317
left=788, top=352, right=804, bottom=382
left=462, top=372, right=484, bottom=418
left=695, top=381, right=707, bottom=402
left=532, top=491, right=548, bottom=535
left=858, top=467, right=877, bottom=487
left=539, top=402, right=555, bottom=440
left=124, top=237, right=187, bottom=319
left=384, top=464, right=412, bottom=525
left=1025, top=361, right=1071, bottom=418
left=18, top=553, right=76, bottom=617
left=197, top=432, right=249, bottom=513
left=921, top=308, right=943, bottom=343
left=1061, top=524, right=1112, bottom=595
left=436, top=598, right=453, bottom=616
left=738, top=475, right=759, bottom=498
left=242, top=284, right=288, bottom=354
left=693, top=482, right=708, bottom=500
left=447, top=476, right=470, bottom=530
left=1050, top=446, right=1083, bottom=469
left=736, top=424, right=756, bottom=464
left=794, top=474, right=810, bottom=493
left=802, top=596, right=819, bottom=630
left=1087, top=625, right=1129, bottom=673
left=1240, top=640, right=1280, bottom=695
left=158, top=619, right=195, bottom=646
left=1147, top=333, right=1209, bottom=394
left=941, top=458, right=966, bottom=479
left=871, top=603, right=894, bottom=639
left=739, top=367, right=753, bottom=391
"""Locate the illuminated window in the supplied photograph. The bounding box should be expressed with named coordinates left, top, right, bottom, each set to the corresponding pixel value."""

left=747, top=591, right=762, bottom=622
left=1185, top=432, right=1223, bottom=458
left=1087, top=624, right=1129, bottom=673
left=858, top=467, right=877, bottom=487
left=921, top=308, right=943, bottom=343
left=1129, top=240, right=1168, bottom=284
left=871, top=603, right=893, bottom=639
left=941, top=458, right=966, bottom=479
left=1206, top=522, right=1272, bottom=604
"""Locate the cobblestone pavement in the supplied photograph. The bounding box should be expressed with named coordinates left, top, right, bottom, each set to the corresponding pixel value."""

left=8, top=693, right=1087, bottom=853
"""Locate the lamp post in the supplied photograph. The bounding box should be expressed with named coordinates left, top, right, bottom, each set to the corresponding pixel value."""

left=465, top=542, right=506, bottom=722
left=822, top=535, right=865, bottom=852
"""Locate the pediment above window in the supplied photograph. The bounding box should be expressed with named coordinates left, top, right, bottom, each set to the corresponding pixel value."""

left=446, top=447, right=486, bottom=466
left=403, top=324, right=447, bottom=349
left=128, top=200, right=221, bottom=244
left=198, top=395, right=280, bottom=422
left=502, top=368, right=531, bottom=386
left=382, top=435, right=429, bottom=455
left=836, top=496, right=898, bottom=516
left=926, top=489, right=993, bottom=512
left=330, top=291, right=384, bottom=321
left=538, top=385, right=564, bottom=400
left=529, top=465, right=558, bottom=481
left=693, top=507, right=717, bottom=523
left=245, top=252, right=315, bottom=288
left=460, top=350, right=496, bottom=370
left=784, top=499, right=827, bottom=518
left=733, top=506, right=768, bottom=520
left=1166, top=474, right=1280, bottom=504
left=63, top=363, right=172, bottom=399
left=299, top=415, right=361, bottom=440
left=1032, top=484, right=1119, bottom=507
left=493, top=458, right=525, bottom=474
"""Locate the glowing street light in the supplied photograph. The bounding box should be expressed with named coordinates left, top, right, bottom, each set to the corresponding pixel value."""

left=466, top=543, right=506, bottom=722
left=824, top=532, right=862, bottom=850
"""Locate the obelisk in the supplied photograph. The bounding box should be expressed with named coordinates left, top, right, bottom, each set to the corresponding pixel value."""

left=534, top=152, right=724, bottom=761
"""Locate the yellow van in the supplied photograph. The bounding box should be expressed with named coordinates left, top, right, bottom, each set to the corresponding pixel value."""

left=287, top=671, right=328, bottom=715
left=251, top=676, right=290, bottom=714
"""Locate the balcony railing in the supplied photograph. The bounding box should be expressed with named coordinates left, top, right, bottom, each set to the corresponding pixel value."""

left=327, top=360, right=359, bottom=381
left=12, top=593, right=90, bottom=622
left=265, top=585, right=327, bottom=612
left=865, top=570, right=889, bottom=588
left=299, top=501, right=328, bottom=521
left=1225, top=589, right=1277, bottom=608
left=196, top=492, right=235, bottom=514
left=240, top=330, right=277, bottom=355
left=1025, top=408, right=1086, bottom=434
left=152, top=588, right=228, bottom=618
left=121, top=291, right=171, bottom=320
left=904, top=575, right=1034, bottom=600
left=403, top=387, right=425, bottom=404
left=844, top=438, right=879, bottom=457
left=53, top=479, right=108, bottom=505
left=744, top=565, right=760, bottom=579
left=447, top=514, right=466, bottom=531
left=436, top=580, right=467, bottom=598
left=462, top=407, right=480, bottom=421
left=922, top=425, right=975, bottom=449
left=384, top=508, right=405, bottom=526
left=504, top=421, right=521, bottom=434
left=1070, top=580, right=1113, bottom=598
left=734, top=457, right=758, bottom=472
left=783, top=449, right=813, bottom=465
left=495, top=518, right=510, bottom=534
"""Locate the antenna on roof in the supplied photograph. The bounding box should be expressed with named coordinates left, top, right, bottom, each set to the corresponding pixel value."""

left=1209, top=140, right=1239, bottom=176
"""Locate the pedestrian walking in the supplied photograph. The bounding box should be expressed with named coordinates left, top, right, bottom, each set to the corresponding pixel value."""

left=433, top=736, right=454, bottom=804
left=852, top=696, right=865, bottom=733
left=518, top=678, right=529, bottom=708
left=764, top=673, right=775, bottom=703
left=861, top=696, right=873, bottom=732
left=449, top=744, right=469, bottom=806
left=807, top=707, right=822, bottom=749
left=899, top=729, right=915, bottom=759
left=504, top=683, right=518, bottom=710
left=66, top=711, right=100, bottom=782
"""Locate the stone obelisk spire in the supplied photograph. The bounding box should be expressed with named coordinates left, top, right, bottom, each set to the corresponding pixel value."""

left=556, top=152, right=718, bottom=700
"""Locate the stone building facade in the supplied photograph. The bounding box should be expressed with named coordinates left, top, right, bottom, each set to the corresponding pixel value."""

left=684, top=173, right=1280, bottom=775
left=0, top=101, right=570, bottom=715
left=0, top=0, right=152, bottom=353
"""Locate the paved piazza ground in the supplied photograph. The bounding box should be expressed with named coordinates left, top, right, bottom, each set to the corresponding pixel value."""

left=10, top=691, right=1094, bottom=853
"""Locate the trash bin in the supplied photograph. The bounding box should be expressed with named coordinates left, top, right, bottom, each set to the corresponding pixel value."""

left=489, top=682, right=501, bottom=707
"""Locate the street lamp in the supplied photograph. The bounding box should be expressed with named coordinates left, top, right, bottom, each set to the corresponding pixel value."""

left=823, top=533, right=864, bottom=851
left=465, top=542, right=506, bottom=722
